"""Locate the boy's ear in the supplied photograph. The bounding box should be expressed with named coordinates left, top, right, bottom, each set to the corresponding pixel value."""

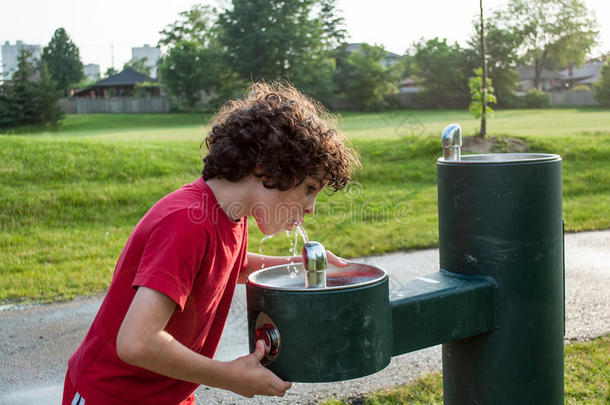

left=252, top=166, right=269, bottom=187
left=253, top=164, right=268, bottom=181
left=253, top=163, right=264, bottom=176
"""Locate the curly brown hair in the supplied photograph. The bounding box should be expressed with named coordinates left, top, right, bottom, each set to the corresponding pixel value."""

left=202, top=82, right=360, bottom=191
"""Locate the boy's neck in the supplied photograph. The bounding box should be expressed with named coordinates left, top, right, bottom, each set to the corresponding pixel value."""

left=205, top=176, right=257, bottom=221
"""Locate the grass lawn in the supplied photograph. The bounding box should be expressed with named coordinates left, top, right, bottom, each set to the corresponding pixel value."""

left=341, top=108, right=610, bottom=139
left=1, top=109, right=609, bottom=302
left=321, top=334, right=610, bottom=405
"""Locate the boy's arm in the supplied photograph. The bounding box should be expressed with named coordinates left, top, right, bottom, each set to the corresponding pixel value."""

left=238, top=251, right=347, bottom=283
left=116, top=286, right=291, bottom=398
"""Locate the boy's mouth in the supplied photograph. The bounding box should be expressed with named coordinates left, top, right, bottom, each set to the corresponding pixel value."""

left=287, top=220, right=302, bottom=231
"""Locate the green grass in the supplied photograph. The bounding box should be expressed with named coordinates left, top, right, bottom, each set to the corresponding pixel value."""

left=565, top=335, right=610, bottom=403
left=1, top=110, right=609, bottom=302
left=5, top=113, right=212, bottom=134
left=343, top=108, right=610, bottom=139
left=321, top=335, right=610, bottom=405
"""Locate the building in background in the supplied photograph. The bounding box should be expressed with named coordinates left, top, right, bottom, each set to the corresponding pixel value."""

left=516, top=66, right=563, bottom=92
left=65, top=68, right=168, bottom=113
left=83, top=63, right=100, bottom=82
left=559, top=61, right=604, bottom=89
left=517, top=60, right=604, bottom=92
left=74, top=68, right=160, bottom=98
left=131, top=44, right=161, bottom=79
left=1, top=40, right=42, bottom=81
left=345, top=43, right=402, bottom=68
left=399, top=77, right=420, bottom=93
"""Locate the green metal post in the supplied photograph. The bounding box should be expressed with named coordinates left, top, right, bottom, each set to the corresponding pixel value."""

left=438, top=156, right=564, bottom=404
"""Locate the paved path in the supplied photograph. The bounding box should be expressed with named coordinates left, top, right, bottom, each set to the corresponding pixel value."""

left=1, top=230, right=609, bottom=405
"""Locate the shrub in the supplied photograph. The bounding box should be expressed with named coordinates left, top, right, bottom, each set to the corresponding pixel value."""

left=593, top=60, right=610, bottom=107
left=571, top=84, right=591, bottom=92
left=468, top=67, right=497, bottom=119
left=525, top=89, right=550, bottom=108
left=0, top=52, right=64, bottom=130
left=498, top=92, right=525, bottom=108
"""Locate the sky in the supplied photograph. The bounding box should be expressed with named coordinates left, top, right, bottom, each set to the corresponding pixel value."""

left=1, top=0, right=609, bottom=74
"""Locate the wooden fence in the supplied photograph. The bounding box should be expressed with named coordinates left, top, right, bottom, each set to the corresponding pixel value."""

left=59, top=97, right=170, bottom=114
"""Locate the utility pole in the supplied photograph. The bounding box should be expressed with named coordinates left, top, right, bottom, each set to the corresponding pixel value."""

left=480, top=0, right=488, bottom=137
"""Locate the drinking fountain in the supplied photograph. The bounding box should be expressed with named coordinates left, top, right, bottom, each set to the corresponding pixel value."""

left=246, top=124, right=564, bottom=404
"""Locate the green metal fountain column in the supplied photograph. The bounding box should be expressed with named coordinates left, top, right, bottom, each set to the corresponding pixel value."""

left=438, top=155, right=564, bottom=404
left=245, top=125, right=565, bottom=402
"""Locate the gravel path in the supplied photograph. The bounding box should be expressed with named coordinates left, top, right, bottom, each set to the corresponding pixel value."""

left=1, top=230, right=608, bottom=405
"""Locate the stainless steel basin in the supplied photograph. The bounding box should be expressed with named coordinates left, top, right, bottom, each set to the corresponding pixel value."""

left=247, top=262, right=387, bottom=292
left=439, top=153, right=560, bottom=164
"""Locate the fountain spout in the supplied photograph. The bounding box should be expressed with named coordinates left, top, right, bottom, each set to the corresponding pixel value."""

left=441, top=123, right=462, bottom=161
left=302, top=241, right=327, bottom=288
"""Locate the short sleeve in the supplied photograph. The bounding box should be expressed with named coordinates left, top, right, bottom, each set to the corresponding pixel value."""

left=133, top=210, right=208, bottom=310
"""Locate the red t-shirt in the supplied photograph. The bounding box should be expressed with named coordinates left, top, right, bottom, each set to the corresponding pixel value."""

left=66, top=177, right=248, bottom=405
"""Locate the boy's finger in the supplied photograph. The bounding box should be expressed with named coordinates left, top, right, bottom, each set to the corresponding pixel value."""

left=268, top=374, right=291, bottom=392
left=268, top=381, right=291, bottom=397
left=326, top=251, right=348, bottom=267
left=253, top=340, right=266, bottom=362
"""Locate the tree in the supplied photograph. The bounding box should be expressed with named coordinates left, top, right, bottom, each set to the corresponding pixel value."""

left=158, top=41, right=208, bottom=109
left=469, top=21, right=522, bottom=107
left=104, top=67, right=118, bottom=78
left=35, top=62, right=65, bottom=126
left=411, top=38, right=477, bottom=108
left=123, top=58, right=153, bottom=76
left=158, top=5, right=245, bottom=109
left=0, top=51, right=63, bottom=129
left=593, top=59, right=610, bottom=107
left=159, top=40, right=236, bottom=110
left=217, top=0, right=345, bottom=104
left=478, top=0, right=489, bottom=136
left=158, top=4, right=219, bottom=49
left=6, top=51, right=38, bottom=126
left=469, top=67, right=497, bottom=131
left=495, top=0, right=598, bottom=89
left=318, top=0, right=348, bottom=49
left=335, top=43, right=402, bottom=110
left=41, top=28, right=84, bottom=96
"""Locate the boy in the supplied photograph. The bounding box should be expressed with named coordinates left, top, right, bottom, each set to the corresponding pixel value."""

left=63, top=82, right=360, bottom=404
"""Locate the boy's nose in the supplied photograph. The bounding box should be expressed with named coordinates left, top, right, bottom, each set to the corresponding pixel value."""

left=304, top=200, right=315, bottom=215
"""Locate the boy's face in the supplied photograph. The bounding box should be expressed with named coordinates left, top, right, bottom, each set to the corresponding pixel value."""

left=253, top=175, right=327, bottom=236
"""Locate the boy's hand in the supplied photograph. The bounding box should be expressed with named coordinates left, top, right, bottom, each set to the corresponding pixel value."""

left=223, top=340, right=292, bottom=398
left=326, top=250, right=348, bottom=268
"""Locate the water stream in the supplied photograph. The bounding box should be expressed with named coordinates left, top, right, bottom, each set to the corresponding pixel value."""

left=290, top=223, right=309, bottom=255
left=257, top=223, right=310, bottom=275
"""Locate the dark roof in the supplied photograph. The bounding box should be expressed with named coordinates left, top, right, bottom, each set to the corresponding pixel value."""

left=94, top=68, right=155, bottom=87
left=559, top=61, right=603, bottom=83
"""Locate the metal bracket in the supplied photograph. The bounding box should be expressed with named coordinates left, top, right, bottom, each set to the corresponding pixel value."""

left=390, top=270, right=496, bottom=356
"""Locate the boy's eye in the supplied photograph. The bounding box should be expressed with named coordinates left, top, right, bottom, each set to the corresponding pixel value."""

left=307, top=185, right=317, bottom=194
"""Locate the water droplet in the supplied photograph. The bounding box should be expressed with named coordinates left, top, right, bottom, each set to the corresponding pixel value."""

left=259, top=234, right=274, bottom=254
left=259, top=234, right=274, bottom=268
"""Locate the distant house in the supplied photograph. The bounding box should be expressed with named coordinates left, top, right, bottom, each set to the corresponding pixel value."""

left=559, top=61, right=604, bottom=89
left=398, top=77, right=420, bottom=93
left=345, top=43, right=402, bottom=68
left=516, top=66, right=563, bottom=92
left=73, top=68, right=160, bottom=98
left=517, top=61, right=604, bottom=92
